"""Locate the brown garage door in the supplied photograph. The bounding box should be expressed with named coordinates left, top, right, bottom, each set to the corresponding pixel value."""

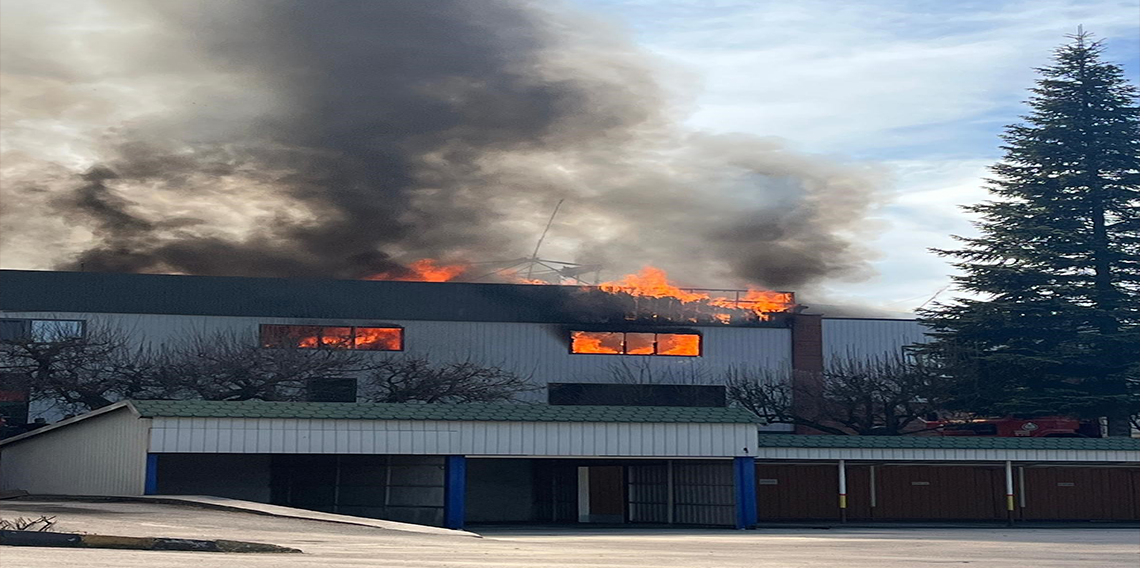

left=874, top=465, right=1005, bottom=520
left=1021, top=467, right=1140, bottom=521
left=754, top=464, right=873, bottom=520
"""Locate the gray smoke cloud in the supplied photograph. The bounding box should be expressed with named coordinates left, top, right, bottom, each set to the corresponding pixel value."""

left=0, top=0, right=884, bottom=290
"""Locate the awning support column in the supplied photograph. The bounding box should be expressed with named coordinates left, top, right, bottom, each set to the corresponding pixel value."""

left=444, top=455, right=467, bottom=530
left=733, top=457, right=757, bottom=530
left=1004, top=460, right=1015, bottom=526
left=144, top=454, right=158, bottom=495
left=838, top=459, right=848, bottom=523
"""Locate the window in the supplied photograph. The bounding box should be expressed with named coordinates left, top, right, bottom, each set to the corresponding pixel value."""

left=260, top=324, right=403, bottom=351
left=569, top=331, right=701, bottom=357
left=0, top=319, right=85, bottom=342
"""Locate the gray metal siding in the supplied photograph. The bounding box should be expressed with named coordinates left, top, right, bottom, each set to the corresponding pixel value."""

left=2, top=311, right=793, bottom=393
left=821, top=318, right=929, bottom=367
left=0, top=408, right=150, bottom=495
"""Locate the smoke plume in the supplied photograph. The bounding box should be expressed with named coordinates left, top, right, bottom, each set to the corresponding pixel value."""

left=0, top=0, right=884, bottom=290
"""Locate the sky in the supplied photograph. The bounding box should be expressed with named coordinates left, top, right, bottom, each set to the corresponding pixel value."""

left=0, top=0, right=1137, bottom=316
left=575, top=0, right=1140, bottom=312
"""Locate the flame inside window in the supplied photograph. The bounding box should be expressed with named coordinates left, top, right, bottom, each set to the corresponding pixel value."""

left=261, top=324, right=403, bottom=351
left=570, top=331, right=623, bottom=354
left=570, top=331, right=700, bottom=357
left=320, top=326, right=353, bottom=349
left=354, top=327, right=403, bottom=351
left=656, top=333, right=700, bottom=356
left=624, top=333, right=655, bottom=355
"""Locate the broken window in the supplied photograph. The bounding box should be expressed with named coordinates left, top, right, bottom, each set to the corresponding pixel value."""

left=354, top=327, right=404, bottom=351
left=656, top=333, right=701, bottom=356
left=569, top=331, right=701, bottom=357
left=260, top=325, right=403, bottom=351
left=570, top=331, right=624, bottom=354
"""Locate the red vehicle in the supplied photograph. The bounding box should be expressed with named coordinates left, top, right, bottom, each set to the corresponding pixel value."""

left=926, top=416, right=1094, bottom=437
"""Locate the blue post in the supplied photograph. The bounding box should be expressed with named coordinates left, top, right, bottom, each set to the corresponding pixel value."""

left=144, top=454, right=159, bottom=495
left=444, top=455, right=467, bottom=530
left=733, top=457, right=757, bottom=529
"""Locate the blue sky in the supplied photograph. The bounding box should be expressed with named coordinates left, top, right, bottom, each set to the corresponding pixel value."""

left=573, top=0, right=1140, bottom=312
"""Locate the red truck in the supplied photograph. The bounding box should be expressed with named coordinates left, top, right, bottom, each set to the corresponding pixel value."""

left=925, top=416, right=1096, bottom=437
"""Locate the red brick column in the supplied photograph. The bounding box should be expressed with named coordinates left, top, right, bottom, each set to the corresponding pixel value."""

left=791, top=313, right=824, bottom=434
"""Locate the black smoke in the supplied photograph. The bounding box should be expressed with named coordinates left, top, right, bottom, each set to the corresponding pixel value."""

left=2, top=0, right=883, bottom=289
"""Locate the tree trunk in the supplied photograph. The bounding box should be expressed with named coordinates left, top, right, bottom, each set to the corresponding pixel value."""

left=1106, top=411, right=1133, bottom=438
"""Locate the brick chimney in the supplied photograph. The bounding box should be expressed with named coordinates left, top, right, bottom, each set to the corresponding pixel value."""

left=790, top=313, right=824, bottom=434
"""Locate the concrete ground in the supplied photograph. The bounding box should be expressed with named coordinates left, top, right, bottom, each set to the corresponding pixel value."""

left=1, top=499, right=1137, bottom=567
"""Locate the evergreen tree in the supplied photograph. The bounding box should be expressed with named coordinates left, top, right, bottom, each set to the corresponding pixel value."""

left=918, top=31, right=1140, bottom=436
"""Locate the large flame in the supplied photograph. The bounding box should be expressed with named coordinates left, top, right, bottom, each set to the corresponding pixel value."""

left=598, top=267, right=795, bottom=320
left=364, top=260, right=796, bottom=322
left=365, top=259, right=469, bottom=282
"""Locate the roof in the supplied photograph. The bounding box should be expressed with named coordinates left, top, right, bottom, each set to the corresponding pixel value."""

left=755, top=434, right=1140, bottom=451
left=129, top=400, right=765, bottom=424
left=0, top=270, right=788, bottom=328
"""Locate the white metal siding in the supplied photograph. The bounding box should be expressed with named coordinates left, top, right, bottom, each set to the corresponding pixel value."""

left=0, top=409, right=150, bottom=495
left=4, top=311, right=792, bottom=398
left=752, top=447, right=1140, bottom=463
left=149, top=417, right=758, bottom=458
left=822, top=318, right=929, bottom=367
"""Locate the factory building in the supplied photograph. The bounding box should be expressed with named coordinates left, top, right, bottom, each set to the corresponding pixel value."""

left=1, top=270, right=1136, bottom=527
left=0, top=269, right=926, bottom=420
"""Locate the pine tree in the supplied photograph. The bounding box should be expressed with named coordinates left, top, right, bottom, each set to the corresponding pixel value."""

left=918, top=30, right=1140, bottom=436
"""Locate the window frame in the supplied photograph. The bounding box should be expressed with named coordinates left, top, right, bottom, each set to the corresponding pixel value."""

left=259, top=324, right=405, bottom=352
left=1, top=319, right=87, bottom=343
left=568, top=330, right=702, bottom=357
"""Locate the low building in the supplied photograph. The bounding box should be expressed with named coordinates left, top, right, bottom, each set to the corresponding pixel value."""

left=1, top=400, right=1136, bottom=527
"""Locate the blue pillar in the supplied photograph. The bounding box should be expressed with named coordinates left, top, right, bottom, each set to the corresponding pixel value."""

left=144, top=454, right=159, bottom=495
left=444, top=455, right=467, bottom=530
left=733, top=457, right=757, bottom=529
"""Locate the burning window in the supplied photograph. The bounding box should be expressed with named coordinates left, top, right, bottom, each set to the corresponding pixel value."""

left=260, top=325, right=403, bottom=351
left=569, top=331, right=701, bottom=357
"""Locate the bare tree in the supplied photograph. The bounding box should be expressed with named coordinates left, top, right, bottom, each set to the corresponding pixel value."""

left=360, top=356, right=537, bottom=403
left=156, top=330, right=371, bottom=401
left=0, top=320, right=154, bottom=412
left=3, top=323, right=539, bottom=412
left=726, top=354, right=941, bottom=435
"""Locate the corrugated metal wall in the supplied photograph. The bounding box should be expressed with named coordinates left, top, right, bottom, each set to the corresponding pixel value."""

left=821, top=318, right=928, bottom=367
left=271, top=454, right=447, bottom=526
left=672, top=460, right=735, bottom=526
left=149, top=417, right=758, bottom=457
left=0, top=408, right=150, bottom=495
left=6, top=311, right=793, bottom=406
left=627, top=463, right=668, bottom=523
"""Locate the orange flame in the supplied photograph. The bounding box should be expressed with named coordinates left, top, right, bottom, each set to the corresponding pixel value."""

left=363, top=260, right=795, bottom=323
left=597, top=267, right=795, bottom=320
left=599, top=267, right=709, bottom=303
left=570, top=331, right=623, bottom=354
left=366, top=259, right=469, bottom=282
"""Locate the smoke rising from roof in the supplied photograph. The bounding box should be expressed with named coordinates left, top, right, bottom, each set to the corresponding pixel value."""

left=1, top=0, right=884, bottom=290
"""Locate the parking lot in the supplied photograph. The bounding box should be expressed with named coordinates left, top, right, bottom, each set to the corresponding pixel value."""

left=0, top=499, right=1137, bottom=567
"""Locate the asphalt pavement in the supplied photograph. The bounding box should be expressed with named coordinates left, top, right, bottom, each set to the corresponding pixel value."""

left=1, top=498, right=1136, bottom=567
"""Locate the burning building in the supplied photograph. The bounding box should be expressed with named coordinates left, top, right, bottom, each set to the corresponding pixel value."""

left=2, top=269, right=1137, bottom=529
left=0, top=268, right=924, bottom=420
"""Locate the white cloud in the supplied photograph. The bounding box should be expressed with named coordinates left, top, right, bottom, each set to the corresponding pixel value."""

left=577, top=0, right=1139, bottom=309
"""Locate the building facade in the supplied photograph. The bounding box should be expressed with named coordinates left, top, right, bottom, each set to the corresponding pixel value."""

left=0, top=269, right=926, bottom=424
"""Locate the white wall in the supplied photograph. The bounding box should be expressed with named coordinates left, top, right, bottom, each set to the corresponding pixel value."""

left=149, top=417, right=760, bottom=458
left=0, top=407, right=150, bottom=495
